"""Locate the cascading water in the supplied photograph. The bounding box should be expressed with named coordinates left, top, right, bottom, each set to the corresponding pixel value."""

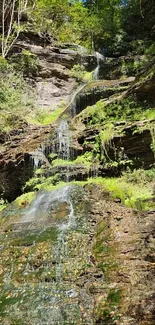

left=0, top=49, right=107, bottom=325
left=54, top=198, right=75, bottom=282
left=57, top=119, right=71, bottom=181
left=57, top=120, right=71, bottom=161
left=22, top=185, right=72, bottom=223
left=51, top=54, right=104, bottom=180
left=8, top=184, right=95, bottom=324
left=94, top=51, right=104, bottom=80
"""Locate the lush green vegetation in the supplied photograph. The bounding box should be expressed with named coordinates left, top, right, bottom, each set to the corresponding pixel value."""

left=90, top=170, right=155, bottom=211
left=0, top=57, right=34, bottom=132
left=26, top=104, right=66, bottom=126
left=77, top=96, right=155, bottom=126
left=0, top=0, right=154, bottom=132
left=29, top=0, right=155, bottom=53
left=19, top=165, right=155, bottom=212
left=70, top=64, right=93, bottom=82
left=0, top=58, right=67, bottom=132
left=1, top=0, right=154, bottom=55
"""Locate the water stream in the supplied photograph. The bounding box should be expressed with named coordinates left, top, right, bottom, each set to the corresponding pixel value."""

left=0, top=54, right=105, bottom=324
left=94, top=52, right=104, bottom=80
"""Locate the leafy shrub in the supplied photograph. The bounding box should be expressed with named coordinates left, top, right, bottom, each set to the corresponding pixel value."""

left=88, top=169, right=154, bottom=211
left=145, top=44, right=155, bottom=55
left=0, top=62, right=34, bottom=132
left=70, top=64, right=93, bottom=83
left=70, top=64, right=86, bottom=82
left=13, top=49, right=39, bottom=76
left=0, top=56, right=9, bottom=72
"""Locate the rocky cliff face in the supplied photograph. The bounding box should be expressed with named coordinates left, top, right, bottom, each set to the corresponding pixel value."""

left=0, top=33, right=97, bottom=201
left=15, top=33, right=97, bottom=111
left=0, top=35, right=155, bottom=324
left=0, top=123, right=51, bottom=201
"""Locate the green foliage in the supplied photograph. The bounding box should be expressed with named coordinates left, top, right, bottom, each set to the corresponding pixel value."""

left=0, top=62, right=34, bottom=132
left=70, top=64, right=86, bottom=82
left=13, top=50, right=39, bottom=76
left=82, top=100, right=106, bottom=125
left=145, top=44, right=155, bottom=56
left=74, top=151, right=93, bottom=168
left=29, top=0, right=123, bottom=50
left=70, top=64, right=93, bottom=82
left=30, top=0, right=69, bottom=34
left=27, top=104, right=66, bottom=126
left=15, top=192, right=36, bottom=208
left=122, top=0, right=155, bottom=45
left=0, top=0, right=154, bottom=54
left=0, top=199, right=7, bottom=212
left=88, top=168, right=155, bottom=211
left=80, top=96, right=155, bottom=126
left=25, top=173, right=65, bottom=192
left=99, top=123, right=114, bottom=150
left=0, top=56, right=9, bottom=72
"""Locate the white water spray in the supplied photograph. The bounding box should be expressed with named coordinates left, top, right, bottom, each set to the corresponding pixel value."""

left=94, top=51, right=104, bottom=80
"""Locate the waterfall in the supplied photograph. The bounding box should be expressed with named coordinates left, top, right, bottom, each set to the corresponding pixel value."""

left=21, top=185, right=90, bottom=324
left=29, top=51, right=105, bottom=171
left=94, top=51, right=104, bottom=80
left=0, top=48, right=111, bottom=325
left=68, top=83, right=87, bottom=117
left=57, top=120, right=71, bottom=161
left=31, top=145, right=51, bottom=169
left=57, top=119, right=71, bottom=181
left=55, top=199, right=76, bottom=282
left=22, top=185, right=72, bottom=223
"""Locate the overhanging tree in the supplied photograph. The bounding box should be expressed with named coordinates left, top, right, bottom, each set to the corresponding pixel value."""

left=0, top=0, right=29, bottom=57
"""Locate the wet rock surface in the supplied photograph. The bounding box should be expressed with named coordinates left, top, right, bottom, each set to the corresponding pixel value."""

left=70, top=77, right=134, bottom=115
left=126, top=59, right=155, bottom=102
left=1, top=74, right=154, bottom=201
left=0, top=184, right=154, bottom=324
left=73, top=119, right=155, bottom=170
left=14, top=34, right=97, bottom=111
left=99, top=56, right=150, bottom=80
left=0, top=35, right=155, bottom=324
left=0, top=123, right=51, bottom=201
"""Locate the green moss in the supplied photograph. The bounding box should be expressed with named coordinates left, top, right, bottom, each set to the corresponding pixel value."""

left=52, top=152, right=98, bottom=169
left=107, top=289, right=122, bottom=305
left=95, top=289, right=122, bottom=324
left=77, top=95, right=155, bottom=126
left=15, top=192, right=35, bottom=208
left=69, top=64, right=93, bottom=82
left=21, top=166, right=154, bottom=213
left=35, top=179, right=66, bottom=191
left=52, top=158, right=75, bottom=166
left=9, top=227, right=58, bottom=246
left=74, top=151, right=93, bottom=168
left=0, top=199, right=7, bottom=212
left=24, top=176, right=45, bottom=192
left=26, top=106, right=65, bottom=126
left=87, top=171, right=154, bottom=211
